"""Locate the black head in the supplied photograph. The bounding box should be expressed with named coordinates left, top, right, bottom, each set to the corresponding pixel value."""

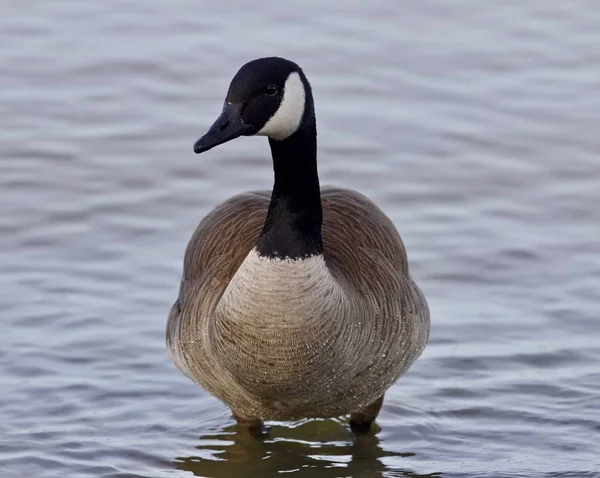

left=194, top=57, right=312, bottom=154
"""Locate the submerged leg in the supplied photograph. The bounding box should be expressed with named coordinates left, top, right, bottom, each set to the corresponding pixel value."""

left=231, top=409, right=265, bottom=437
left=349, top=395, right=384, bottom=433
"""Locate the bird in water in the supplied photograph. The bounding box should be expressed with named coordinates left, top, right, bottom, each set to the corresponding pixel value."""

left=167, top=57, right=430, bottom=434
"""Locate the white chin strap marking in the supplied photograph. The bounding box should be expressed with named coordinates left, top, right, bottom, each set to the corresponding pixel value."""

left=257, top=72, right=305, bottom=140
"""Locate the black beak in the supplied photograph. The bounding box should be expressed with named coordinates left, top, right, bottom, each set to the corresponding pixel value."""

left=193, top=102, right=253, bottom=154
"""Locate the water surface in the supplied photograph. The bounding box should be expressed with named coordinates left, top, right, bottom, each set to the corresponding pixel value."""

left=1, top=1, right=600, bottom=477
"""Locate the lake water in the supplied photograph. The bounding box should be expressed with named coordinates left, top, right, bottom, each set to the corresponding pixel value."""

left=1, top=1, right=599, bottom=477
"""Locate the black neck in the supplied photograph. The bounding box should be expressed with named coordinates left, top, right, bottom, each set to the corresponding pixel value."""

left=255, top=114, right=323, bottom=259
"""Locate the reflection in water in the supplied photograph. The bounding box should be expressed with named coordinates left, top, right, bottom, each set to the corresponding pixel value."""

left=174, top=419, right=441, bottom=478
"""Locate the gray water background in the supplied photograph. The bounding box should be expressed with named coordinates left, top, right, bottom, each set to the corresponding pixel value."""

left=1, top=1, right=600, bottom=477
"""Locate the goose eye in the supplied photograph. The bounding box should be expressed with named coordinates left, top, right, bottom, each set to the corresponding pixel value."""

left=264, top=84, right=278, bottom=96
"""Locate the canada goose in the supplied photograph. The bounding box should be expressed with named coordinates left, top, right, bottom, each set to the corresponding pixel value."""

left=167, top=57, right=430, bottom=433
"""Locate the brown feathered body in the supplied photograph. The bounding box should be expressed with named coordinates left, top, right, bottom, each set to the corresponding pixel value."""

left=167, top=186, right=429, bottom=420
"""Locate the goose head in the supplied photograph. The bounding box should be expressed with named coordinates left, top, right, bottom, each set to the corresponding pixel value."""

left=194, top=57, right=313, bottom=153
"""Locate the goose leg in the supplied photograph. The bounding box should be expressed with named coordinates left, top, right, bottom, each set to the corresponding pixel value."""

left=231, top=410, right=264, bottom=436
left=349, top=395, right=384, bottom=433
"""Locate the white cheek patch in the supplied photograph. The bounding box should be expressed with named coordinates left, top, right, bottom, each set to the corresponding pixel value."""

left=258, top=72, right=306, bottom=140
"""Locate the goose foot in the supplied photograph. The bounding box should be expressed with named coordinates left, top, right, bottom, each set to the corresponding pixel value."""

left=349, top=395, right=384, bottom=434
